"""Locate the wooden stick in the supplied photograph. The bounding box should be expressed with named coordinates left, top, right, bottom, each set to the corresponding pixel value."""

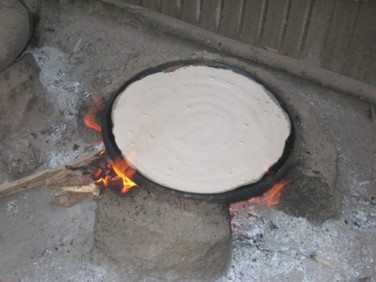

left=62, top=183, right=99, bottom=195
left=0, top=152, right=101, bottom=198
left=50, top=183, right=100, bottom=207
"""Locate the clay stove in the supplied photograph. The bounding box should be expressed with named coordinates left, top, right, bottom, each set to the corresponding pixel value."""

left=93, top=183, right=231, bottom=281
left=90, top=61, right=295, bottom=281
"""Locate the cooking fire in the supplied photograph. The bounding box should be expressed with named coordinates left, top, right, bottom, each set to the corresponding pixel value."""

left=73, top=145, right=291, bottom=206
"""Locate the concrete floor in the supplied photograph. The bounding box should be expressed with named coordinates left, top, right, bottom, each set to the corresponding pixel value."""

left=0, top=0, right=375, bottom=281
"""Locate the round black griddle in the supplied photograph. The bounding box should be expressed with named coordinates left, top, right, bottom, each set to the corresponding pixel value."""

left=102, top=60, right=295, bottom=203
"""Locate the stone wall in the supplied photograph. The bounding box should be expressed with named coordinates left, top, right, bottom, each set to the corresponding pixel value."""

left=121, top=0, right=376, bottom=87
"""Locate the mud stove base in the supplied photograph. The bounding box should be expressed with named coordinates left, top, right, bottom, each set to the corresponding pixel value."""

left=92, top=188, right=231, bottom=281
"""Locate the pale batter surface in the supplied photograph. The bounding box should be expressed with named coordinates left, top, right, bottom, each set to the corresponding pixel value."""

left=112, top=65, right=291, bottom=194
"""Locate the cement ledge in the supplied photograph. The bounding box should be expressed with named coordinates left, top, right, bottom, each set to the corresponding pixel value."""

left=100, top=0, right=376, bottom=104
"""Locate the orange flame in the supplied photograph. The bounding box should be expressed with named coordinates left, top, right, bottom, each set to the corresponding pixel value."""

left=112, top=159, right=138, bottom=193
left=84, top=99, right=138, bottom=193
left=84, top=97, right=104, bottom=132
left=253, top=179, right=292, bottom=207
left=93, top=157, right=138, bottom=193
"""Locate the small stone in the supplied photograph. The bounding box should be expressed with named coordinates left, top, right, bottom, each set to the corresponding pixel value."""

left=1, top=133, right=43, bottom=177
left=353, top=221, right=361, bottom=228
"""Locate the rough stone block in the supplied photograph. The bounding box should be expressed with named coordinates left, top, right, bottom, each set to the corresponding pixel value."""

left=93, top=188, right=232, bottom=281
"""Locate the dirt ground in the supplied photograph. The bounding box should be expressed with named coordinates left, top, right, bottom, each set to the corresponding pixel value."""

left=0, top=0, right=375, bottom=281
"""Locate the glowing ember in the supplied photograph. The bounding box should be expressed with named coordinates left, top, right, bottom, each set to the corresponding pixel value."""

left=83, top=98, right=138, bottom=193
left=252, top=179, right=292, bottom=207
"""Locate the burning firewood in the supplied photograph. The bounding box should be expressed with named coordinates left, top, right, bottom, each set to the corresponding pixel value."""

left=0, top=151, right=102, bottom=200
left=0, top=149, right=139, bottom=207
